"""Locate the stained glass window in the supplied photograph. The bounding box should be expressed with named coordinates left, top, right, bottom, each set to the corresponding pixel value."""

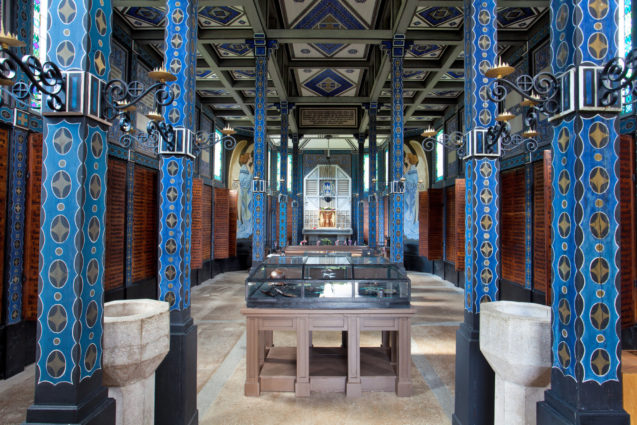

left=435, top=130, right=444, bottom=181
left=32, top=0, right=47, bottom=109
left=620, top=0, right=633, bottom=114
left=287, top=154, right=292, bottom=192
left=213, top=129, right=223, bottom=181
left=363, top=153, right=370, bottom=192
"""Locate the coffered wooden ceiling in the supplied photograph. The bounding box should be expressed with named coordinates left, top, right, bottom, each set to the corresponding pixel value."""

left=113, top=0, right=549, bottom=140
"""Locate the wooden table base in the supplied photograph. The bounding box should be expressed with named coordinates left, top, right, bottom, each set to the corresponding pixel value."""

left=241, top=308, right=415, bottom=398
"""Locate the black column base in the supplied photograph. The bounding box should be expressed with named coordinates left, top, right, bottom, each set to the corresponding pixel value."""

left=25, top=386, right=115, bottom=425
left=452, top=312, right=494, bottom=425
left=155, top=309, right=198, bottom=425
left=537, top=383, right=630, bottom=425
left=0, top=321, right=32, bottom=379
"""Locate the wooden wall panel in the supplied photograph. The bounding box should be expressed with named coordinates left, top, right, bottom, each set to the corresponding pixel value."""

left=620, top=135, right=637, bottom=327
left=23, top=133, right=42, bottom=320
left=455, top=179, right=466, bottom=271
left=538, top=151, right=553, bottom=304
left=364, top=201, right=369, bottom=244
left=202, top=185, right=212, bottom=260
left=191, top=178, right=203, bottom=269
left=286, top=198, right=293, bottom=243
left=501, top=168, right=526, bottom=285
left=229, top=190, right=238, bottom=257
left=419, top=189, right=443, bottom=259
left=445, top=185, right=456, bottom=264
left=0, top=129, right=8, bottom=321
left=214, top=188, right=229, bottom=259
left=132, top=166, right=157, bottom=282
left=105, top=158, right=127, bottom=292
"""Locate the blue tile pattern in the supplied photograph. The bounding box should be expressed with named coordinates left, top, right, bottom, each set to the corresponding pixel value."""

left=279, top=102, right=290, bottom=249
left=368, top=103, right=378, bottom=248
left=549, top=0, right=621, bottom=385
left=5, top=129, right=27, bottom=324
left=36, top=0, right=111, bottom=386
left=158, top=0, right=198, bottom=311
left=463, top=0, right=499, bottom=312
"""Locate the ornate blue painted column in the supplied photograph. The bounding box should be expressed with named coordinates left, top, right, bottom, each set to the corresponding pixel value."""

left=452, top=0, right=499, bottom=423
left=25, top=0, right=116, bottom=422
left=248, top=34, right=276, bottom=263
left=356, top=134, right=365, bottom=244
left=366, top=103, right=378, bottom=248
left=383, top=35, right=408, bottom=263
left=378, top=143, right=386, bottom=246
left=291, top=133, right=300, bottom=245
left=277, top=102, right=292, bottom=249
left=537, top=0, right=629, bottom=422
left=2, top=0, right=33, bottom=379
left=153, top=0, right=199, bottom=424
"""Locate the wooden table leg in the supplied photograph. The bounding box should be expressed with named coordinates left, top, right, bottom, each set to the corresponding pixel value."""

left=346, top=316, right=362, bottom=398
left=396, top=317, right=412, bottom=397
left=295, top=316, right=311, bottom=397
left=258, top=330, right=265, bottom=368
left=245, top=317, right=260, bottom=396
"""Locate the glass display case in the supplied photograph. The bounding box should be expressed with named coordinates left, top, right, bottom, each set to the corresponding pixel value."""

left=245, top=256, right=410, bottom=308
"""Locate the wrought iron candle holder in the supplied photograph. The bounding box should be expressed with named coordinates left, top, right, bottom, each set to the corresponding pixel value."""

left=192, top=124, right=237, bottom=155
left=0, top=28, right=66, bottom=111
left=420, top=126, right=466, bottom=157
left=104, top=66, right=176, bottom=148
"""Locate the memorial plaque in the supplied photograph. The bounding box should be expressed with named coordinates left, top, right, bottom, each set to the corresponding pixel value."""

left=299, top=107, right=357, bottom=128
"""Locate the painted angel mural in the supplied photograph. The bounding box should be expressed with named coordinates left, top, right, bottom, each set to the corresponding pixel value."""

left=237, top=151, right=254, bottom=239
left=403, top=152, right=420, bottom=240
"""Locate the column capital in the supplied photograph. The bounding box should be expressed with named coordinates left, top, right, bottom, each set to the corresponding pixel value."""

left=381, top=35, right=413, bottom=58
left=247, top=34, right=278, bottom=57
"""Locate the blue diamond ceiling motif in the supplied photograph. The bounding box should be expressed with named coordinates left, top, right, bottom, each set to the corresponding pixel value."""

left=497, top=7, right=544, bottom=29
left=198, top=6, right=250, bottom=28
left=297, top=68, right=361, bottom=97
left=411, top=7, right=463, bottom=28
left=213, top=43, right=253, bottom=57
left=120, top=7, right=166, bottom=28
left=282, top=0, right=379, bottom=60
left=406, top=44, right=444, bottom=59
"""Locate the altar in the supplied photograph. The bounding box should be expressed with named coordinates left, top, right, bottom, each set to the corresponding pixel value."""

left=302, top=164, right=353, bottom=243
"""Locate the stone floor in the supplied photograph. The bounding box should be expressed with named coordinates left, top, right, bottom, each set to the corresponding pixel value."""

left=0, top=271, right=463, bottom=425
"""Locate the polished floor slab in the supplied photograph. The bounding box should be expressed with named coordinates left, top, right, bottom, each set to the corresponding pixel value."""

left=0, top=271, right=463, bottom=425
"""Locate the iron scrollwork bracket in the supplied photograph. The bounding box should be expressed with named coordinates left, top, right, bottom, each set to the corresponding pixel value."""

left=0, top=45, right=66, bottom=111
left=486, top=72, right=561, bottom=116
left=191, top=130, right=237, bottom=155
left=421, top=131, right=466, bottom=157
left=599, top=46, right=637, bottom=107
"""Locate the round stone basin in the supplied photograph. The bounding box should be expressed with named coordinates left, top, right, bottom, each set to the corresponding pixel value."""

left=489, top=301, right=550, bottom=321
left=480, top=301, right=551, bottom=387
left=103, top=300, right=170, bottom=387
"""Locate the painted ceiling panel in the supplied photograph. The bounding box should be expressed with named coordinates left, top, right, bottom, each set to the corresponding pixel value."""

left=282, top=0, right=378, bottom=28
left=198, top=6, right=251, bottom=28
left=441, top=71, right=465, bottom=80
left=380, top=89, right=416, bottom=98
left=406, top=44, right=444, bottom=59
left=410, top=7, right=463, bottom=29
left=290, top=43, right=368, bottom=59
left=212, top=104, right=243, bottom=110
left=409, top=6, right=546, bottom=30
left=196, top=70, right=218, bottom=79
left=198, top=89, right=230, bottom=97
left=213, top=43, right=254, bottom=58
left=231, top=70, right=257, bottom=80
left=242, top=89, right=278, bottom=97
left=295, top=68, right=362, bottom=97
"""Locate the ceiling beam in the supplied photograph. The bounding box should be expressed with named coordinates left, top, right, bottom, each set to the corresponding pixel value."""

left=418, top=0, right=549, bottom=7
left=243, top=0, right=298, bottom=133
left=359, top=0, right=422, bottom=133
left=404, top=44, right=465, bottom=122
left=197, top=41, right=255, bottom=124
left=197, top=80, right=275, bottom=90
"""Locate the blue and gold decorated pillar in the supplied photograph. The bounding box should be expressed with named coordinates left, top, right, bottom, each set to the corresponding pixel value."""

left=153, top=0, right=199, bottom=424
left=383, top=35, right=408, bottom=263
left=25, top=0, right=116, bottom=423
left=278, top=102, right=291, bottom=249
left=249, top=34, right=276, bottom=262
left=452, top=0, right=499, bottom=423
left=367, top=103, right=378, bottom=248
left=378, top=143, right=386, bottom=246
left=357, top=134, right=365, bottom=244
left=291, top=134, right=300, bottom=245
left=537, top=0, right=629, bottom=422
left=2, top=0, right=33, bottom=379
